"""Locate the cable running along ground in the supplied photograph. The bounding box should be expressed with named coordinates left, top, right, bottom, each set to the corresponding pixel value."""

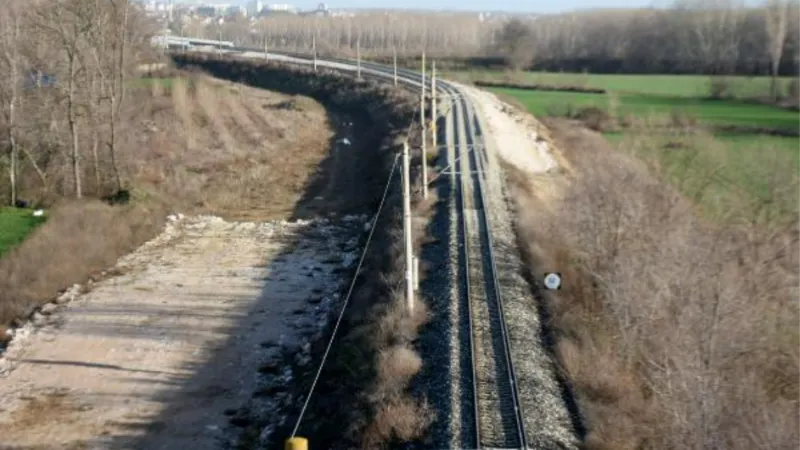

left=290, top=153, right=400, bottom=437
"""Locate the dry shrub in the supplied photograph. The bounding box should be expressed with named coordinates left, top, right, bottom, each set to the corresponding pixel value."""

left=170, top=77, right=195, bottom=150
left=788, top=78, right=800, bottom=102
left=708, top=76, right=732, bottom=99
left=363, top=394, right=434, bottom=448
left=0, top=199, right=166, bottom=325
left=378, top=345, right=423, bottom=392
left=511, top=120, right=799, bottom=449
left=574, top=106, right=613, bottom=131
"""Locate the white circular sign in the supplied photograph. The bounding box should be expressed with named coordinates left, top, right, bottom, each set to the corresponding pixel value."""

left=544, top=273, right=561, bottom=290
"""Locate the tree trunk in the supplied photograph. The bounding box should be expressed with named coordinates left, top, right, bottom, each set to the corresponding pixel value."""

left=5, top=12, right=20, bottom=206
left=67, top=52, right=82, bottom=199
left=109, top=0, right=128, bottom=194
left=92, top=131, right=100, bottom=190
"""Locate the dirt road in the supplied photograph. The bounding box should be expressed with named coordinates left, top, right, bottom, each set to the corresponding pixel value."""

left=0, top=215, right=365, bottom=449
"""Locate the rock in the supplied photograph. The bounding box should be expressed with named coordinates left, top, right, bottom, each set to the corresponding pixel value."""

left=40, top=303, right=58, bottom=315
left=229, top=416, right=252, bottom=427
left=341, top=253, right=356, bottom=268
left=31, top=312, right=47, bottom=327
left=253, top=383, right=287, bottom=397
left=0, top=327, right=12, bottom=345
left=257, top=360, right=282, bottom=375
left=55, top=293, right=73, bottom=305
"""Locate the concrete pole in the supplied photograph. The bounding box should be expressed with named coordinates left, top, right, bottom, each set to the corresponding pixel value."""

left=393, top=47, right=398, bottom=86
left=264, top=35, right=268, bottom=60
left=402, top=142, right=414, bottom=314
left=431, top=60, right=437, bottom=155
left=421, top=51, right=426, bottom=104
left=312, top=34, right=317, bottom=72
left=420, top=93, right=428, bottom=199
left=163, top=21, right=168, bottom=54
left=413, top=256, right=420, bottom=292
left=357, top=40, right=362, bottom=79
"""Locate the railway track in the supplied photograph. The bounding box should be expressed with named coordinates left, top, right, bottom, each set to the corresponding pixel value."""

left=204, top=47, right=531, bottom=448
left=328, top=53, right=529, bottom=450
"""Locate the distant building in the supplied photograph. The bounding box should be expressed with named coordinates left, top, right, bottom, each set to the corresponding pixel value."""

left=196, top=6, right=216, bottom=17
left=247, top=0, right=263, bottom=16
left=266, top=4, right=296, bottom=12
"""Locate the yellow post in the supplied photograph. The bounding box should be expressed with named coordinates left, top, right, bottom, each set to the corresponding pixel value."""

left=285, top=437, right=308, bottom=450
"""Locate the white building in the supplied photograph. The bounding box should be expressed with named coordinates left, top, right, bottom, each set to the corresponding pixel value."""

left=266, top=4, right=295, bottom=12
left=248, top=0, right=263, bottom=15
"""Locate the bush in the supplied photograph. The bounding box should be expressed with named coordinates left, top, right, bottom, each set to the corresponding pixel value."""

left=708, top=76, right=732, bottom=99
left=511, top=119, right=799, bottom=450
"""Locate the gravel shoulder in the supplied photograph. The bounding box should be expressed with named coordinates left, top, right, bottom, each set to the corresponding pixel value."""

left=0, top=214, right=364, bottom=449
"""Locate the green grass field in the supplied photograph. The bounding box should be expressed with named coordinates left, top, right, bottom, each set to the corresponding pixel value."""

left=0, top=208, right=46, bottom=257
left=491, top=88, right=799, bottom=131
left=450, top=70, right=797, bottom=98
left=462, top=71, right=800, bottom=220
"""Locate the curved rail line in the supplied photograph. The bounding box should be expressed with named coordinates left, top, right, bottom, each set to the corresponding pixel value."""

left=199, top=47, right=530, bottom=449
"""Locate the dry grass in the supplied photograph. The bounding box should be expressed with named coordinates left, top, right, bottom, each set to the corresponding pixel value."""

left=508, top=118, right=799, bottom=449
left=168, top=55, right=438, bottom=449
left=0, top=200, right=167, bottom=325
left=126, top=73, right=332, bottom=219
left=0, top=69, right=336, bottom=327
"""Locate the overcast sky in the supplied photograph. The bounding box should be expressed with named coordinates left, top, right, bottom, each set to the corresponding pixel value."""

left=286, top=0, right=662, bottom=13
left=279, top=0, right=763, bottom=13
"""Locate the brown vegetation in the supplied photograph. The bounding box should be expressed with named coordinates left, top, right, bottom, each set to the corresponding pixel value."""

left=507, top=118, right=799, bottom=449
left=0, top=70, right=337, bottom=327
left=170, top=54, right=440, bottom=449
left=472, top=80, right=607, bottom=94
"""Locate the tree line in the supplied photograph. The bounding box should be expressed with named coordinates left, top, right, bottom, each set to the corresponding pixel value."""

left=496, top=0, right=800, bottom=79
left=190, top=1, right=799, bottom=80
left=0, top=0, right=154, bottom=206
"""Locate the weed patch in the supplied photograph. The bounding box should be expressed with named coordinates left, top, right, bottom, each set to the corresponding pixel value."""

left=508, top=119, right=799, bottom=449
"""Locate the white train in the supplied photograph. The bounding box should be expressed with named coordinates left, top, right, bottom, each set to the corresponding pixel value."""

left=151, top=35, right=235, bottom=50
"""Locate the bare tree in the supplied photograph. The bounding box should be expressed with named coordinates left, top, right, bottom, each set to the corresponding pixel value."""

left=34, top=0, right=96, bottom=199
left=765, top=0, right=790, bottom=100
left=495, top=18, right=534, bottom=70
left=0, top=2, right=23, bottom=205
left=674, top=0, right=746, bottom=74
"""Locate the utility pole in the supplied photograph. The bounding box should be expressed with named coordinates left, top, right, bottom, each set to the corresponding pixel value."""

left=420, top=92, right=428, bottom=199
left=431, top=60, right=437, bottom=155
left=393, top=47, right=398, bottom=86
left=162, top=17, right=168, bottom=55
left=264, top=35, right=268, bottom=60
left=402, top=142, right=415, bottom=313
left=356, top=40, right=362, bottom=79
left=421, top=51, right=426, bottom=104
left=312, top=34, right=317, bottom=72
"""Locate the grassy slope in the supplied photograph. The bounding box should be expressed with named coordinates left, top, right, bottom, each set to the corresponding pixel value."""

left=0, top=208, right=45, bottom=257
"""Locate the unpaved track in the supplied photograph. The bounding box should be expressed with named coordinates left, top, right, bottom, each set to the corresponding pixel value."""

left=0, top=215, right=362, bottom=449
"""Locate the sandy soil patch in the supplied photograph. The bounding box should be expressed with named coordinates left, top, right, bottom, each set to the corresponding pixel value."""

left=458, top=84, right=559, bottom=175
left=0, top=214, right=365, bottom=449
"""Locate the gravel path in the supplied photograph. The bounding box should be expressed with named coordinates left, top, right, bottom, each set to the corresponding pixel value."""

left=0, top=214, right=364, bottom=449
